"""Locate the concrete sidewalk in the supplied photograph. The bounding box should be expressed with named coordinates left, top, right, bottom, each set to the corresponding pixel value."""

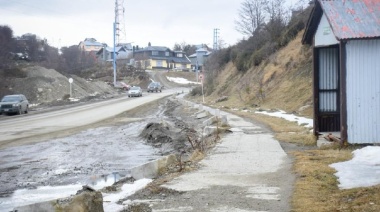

left=148, top=103, right=295, bottom=211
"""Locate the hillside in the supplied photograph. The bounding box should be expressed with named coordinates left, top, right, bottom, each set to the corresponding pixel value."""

left=188, top=31, right=313, bottom=118
left=0, top=64, right=154, bottom=108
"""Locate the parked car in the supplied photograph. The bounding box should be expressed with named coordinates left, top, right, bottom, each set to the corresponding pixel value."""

left=128, top=86, right=142, bottom=97
left=147, top=82, right=162, bottom=92
left=115, top=81, right=131, bottom=91
left=0, top=94, right=29, bottom=115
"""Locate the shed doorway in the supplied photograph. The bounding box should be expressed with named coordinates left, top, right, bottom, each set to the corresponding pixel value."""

left=316, top=46, right=340, bottom=132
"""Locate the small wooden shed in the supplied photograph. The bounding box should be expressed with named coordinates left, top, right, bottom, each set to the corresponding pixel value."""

left=302, top=0, right=380, bottom=144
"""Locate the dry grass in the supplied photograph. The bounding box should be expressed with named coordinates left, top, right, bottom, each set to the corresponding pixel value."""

left=186, top=31, right=313, bottom=118
left=292, top=149, right=380, bottom=212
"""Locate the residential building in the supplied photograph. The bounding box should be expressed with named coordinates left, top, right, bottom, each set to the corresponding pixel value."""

left=132, top=44, right=191, bottom=71
left=96, top=44, right=132, bottom=63
left=188, top=47, right=212, bottom=71
left=78, top=38, right=103, bottom=52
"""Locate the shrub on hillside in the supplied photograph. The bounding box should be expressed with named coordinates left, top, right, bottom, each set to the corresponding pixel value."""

left=1, top=67, right=27, bottom=78
left=190, top=86, right=203, bottom=96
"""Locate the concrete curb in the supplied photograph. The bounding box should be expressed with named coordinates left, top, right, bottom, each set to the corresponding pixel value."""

left=131, top=154, right=178, bottom=180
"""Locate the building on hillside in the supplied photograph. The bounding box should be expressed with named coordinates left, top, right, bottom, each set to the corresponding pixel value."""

left=302, top=0, right=380, bottom=144
left=188, top=47, right=212, bottom=71
left=96, top=45, right=132, bottom=64
left=78, top=38, right=103, bottom=52
left=132, top=44, right=191, bottom=71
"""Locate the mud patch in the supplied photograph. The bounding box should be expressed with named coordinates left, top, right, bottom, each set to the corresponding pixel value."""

left=141, top=123, right=173, bottom=145
left=139, top=99, right=202, bottom=156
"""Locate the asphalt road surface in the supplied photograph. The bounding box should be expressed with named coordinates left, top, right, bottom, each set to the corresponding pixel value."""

left=0, top=89, right=175, bottom=150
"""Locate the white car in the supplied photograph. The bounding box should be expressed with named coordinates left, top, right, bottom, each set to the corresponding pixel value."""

left=128, top=86, right=142, bottom=97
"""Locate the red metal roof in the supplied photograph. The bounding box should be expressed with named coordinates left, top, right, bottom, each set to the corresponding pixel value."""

left=320, top=0, right=380, bottom=39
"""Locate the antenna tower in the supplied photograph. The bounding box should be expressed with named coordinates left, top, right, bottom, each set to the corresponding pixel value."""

left=115, top=0, right=126, bottom=46
left=213, top=28, right=219, bottom=51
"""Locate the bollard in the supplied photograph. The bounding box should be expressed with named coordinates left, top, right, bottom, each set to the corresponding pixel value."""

left=221, top=115, right=228, bottom=125
left=215, top=109, right=220, bottom=117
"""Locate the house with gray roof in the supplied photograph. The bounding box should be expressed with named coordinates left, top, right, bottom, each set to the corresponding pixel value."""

left=132, top=43, right=191, bottom=71
left=302, top=0, right=380, bottom=144
left=188, top=47, right=212, bottom=71
left=96, top=46, right=132, bottom=63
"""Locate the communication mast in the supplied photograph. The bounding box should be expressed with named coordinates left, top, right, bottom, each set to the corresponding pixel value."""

left=115, top=0, right=127, bottom=46
left=213, top=28, right=219, bottom=51
left=113, top=0, right=126, bottom=86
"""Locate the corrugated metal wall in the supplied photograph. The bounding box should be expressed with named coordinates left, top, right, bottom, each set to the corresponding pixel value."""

left=318, top=48, right=339, bottom=112
left=346, top=39, right=380, bottom=144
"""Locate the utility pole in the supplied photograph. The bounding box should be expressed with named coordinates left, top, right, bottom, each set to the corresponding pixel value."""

left=113, top=0, right=118, bottom=86
left=213, top=28, right=219, bottom=52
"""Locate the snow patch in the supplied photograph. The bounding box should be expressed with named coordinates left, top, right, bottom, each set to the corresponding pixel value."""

left=167, top=77, right=200, bottom=85
left=255, top=110, right=313, bottom=128
left=330, top=146, right=380, bottom=189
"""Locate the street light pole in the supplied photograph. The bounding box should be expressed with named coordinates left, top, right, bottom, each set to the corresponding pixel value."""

left=68, top=78, right=73, bottom=98
left=196, top=60, right=198, bottom=83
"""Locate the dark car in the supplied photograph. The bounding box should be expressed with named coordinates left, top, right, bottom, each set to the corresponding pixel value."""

left=0, top=94, right=29, bottom=115
left=147, top=82, right=162, bottom=92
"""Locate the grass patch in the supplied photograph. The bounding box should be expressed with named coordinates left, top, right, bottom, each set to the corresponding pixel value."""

left=292, top=149, right=380, bottom=212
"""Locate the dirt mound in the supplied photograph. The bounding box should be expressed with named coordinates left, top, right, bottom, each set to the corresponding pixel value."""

left=141, top=122, right=174, bottom=144
left=139, top=99, right=202, bottom=155
left=0, top=65, right=123, bottom=106
left=140, top=121, right=191, bottom=155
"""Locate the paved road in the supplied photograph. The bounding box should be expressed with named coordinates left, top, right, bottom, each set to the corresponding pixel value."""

left=0, top=90, right=175, bottom=149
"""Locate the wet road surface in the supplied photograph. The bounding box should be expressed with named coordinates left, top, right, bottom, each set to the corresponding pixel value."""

left=0, top=97, right=172, bottom=211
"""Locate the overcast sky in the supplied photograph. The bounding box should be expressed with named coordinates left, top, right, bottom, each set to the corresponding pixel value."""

left=1, top=0, right=303, bottom=49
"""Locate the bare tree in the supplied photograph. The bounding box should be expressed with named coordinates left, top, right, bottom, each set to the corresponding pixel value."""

left=235, top=0, right=268, bottom=37
left=266, top=0, right=287, bottom=21
left=265, top=0, right=288, bottom=41
left=0, top=25, right=14, bottom=68
left=60, top=45, right=81, bottom=74
left=173, top=42, right=197, bottom=56
left=173, top=43, right=182, bottom=51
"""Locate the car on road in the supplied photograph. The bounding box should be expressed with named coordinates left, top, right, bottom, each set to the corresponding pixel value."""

left=0, top=94, right=29, bottom=115
left=147, top=82, right=162, bottom=92
left=128, top=86, right=143, bottom=97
